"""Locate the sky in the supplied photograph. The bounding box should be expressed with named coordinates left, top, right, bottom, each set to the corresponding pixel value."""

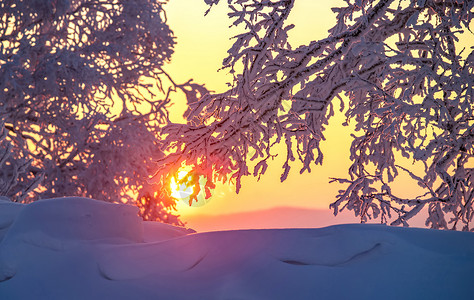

left=159, top=0, right=471, bottom=226
left=163, top=0, right=362, bottom=220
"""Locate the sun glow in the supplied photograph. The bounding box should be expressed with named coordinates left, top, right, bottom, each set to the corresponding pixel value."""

left=170, top=170, right=194, bottom=200
left=169, top=164, right=216, bottom=209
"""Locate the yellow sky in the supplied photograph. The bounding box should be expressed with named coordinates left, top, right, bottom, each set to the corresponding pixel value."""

left=163, top=0, right=355, bottom=217
left=161, top=0, right=471, bottom=218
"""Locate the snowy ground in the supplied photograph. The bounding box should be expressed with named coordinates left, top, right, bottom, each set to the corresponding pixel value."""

left=0, top=197, right=473, bottom=299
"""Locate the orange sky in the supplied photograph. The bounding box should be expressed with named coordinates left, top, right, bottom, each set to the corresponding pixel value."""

left=160, top=0, right=472, bottom=227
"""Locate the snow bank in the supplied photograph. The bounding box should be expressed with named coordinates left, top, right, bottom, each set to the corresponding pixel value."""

left=3, top=197, right=144, bottom=243
left=142, top=221, right=195, bottom=243
left=97, top=226, right=474, bottom=299
left=0, top=201, right=23, bottom=242
left=0, top=197, right=473, bottom=299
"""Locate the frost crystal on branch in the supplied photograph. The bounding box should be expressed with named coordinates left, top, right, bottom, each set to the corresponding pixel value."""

left=158, top=0, right=474, bottom=230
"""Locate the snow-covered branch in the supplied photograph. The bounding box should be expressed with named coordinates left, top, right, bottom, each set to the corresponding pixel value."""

left=158, top=0, right=474, bottom=229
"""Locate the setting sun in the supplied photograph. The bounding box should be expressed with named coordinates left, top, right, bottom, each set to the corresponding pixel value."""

left=168, top=166, right=212, bottom=208
left=169, top=170, right=194, bottom=201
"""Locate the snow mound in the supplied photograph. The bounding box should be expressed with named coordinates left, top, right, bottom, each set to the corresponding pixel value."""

left=0, top=202, right=24, bottom=242
left=142, top=221, right=195, bottom=243
left=4, top=197, right=143, bottom=243
left=0, top=197, right=146, bottom=283
left=0, top=198, right=473, bottom=299
left=97, top=226, right=474, bottom=299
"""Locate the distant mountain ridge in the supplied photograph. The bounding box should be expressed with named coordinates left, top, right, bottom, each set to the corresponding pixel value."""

left=181, top=207, right=359, bottom=232
left=182, top=206, right=428, bottom=232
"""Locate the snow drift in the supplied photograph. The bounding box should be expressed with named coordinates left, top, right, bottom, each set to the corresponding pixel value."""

left=0, top=197, right=472, bottom=299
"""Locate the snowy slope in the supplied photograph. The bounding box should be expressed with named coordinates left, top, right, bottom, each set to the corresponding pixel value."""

left=0, top=198, right=473, bottom=300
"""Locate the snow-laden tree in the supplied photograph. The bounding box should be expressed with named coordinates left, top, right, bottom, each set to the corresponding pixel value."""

left=0, top=0, right=207, bottom=224
left=0, top=113, right=42, bottom=201
left=157, top=0, right=474, bottom=230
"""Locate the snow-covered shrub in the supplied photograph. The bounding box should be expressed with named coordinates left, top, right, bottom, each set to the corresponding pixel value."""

left=157, top=0, right=474, bottom=230
left=0, top=0, right=207, bottom=225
